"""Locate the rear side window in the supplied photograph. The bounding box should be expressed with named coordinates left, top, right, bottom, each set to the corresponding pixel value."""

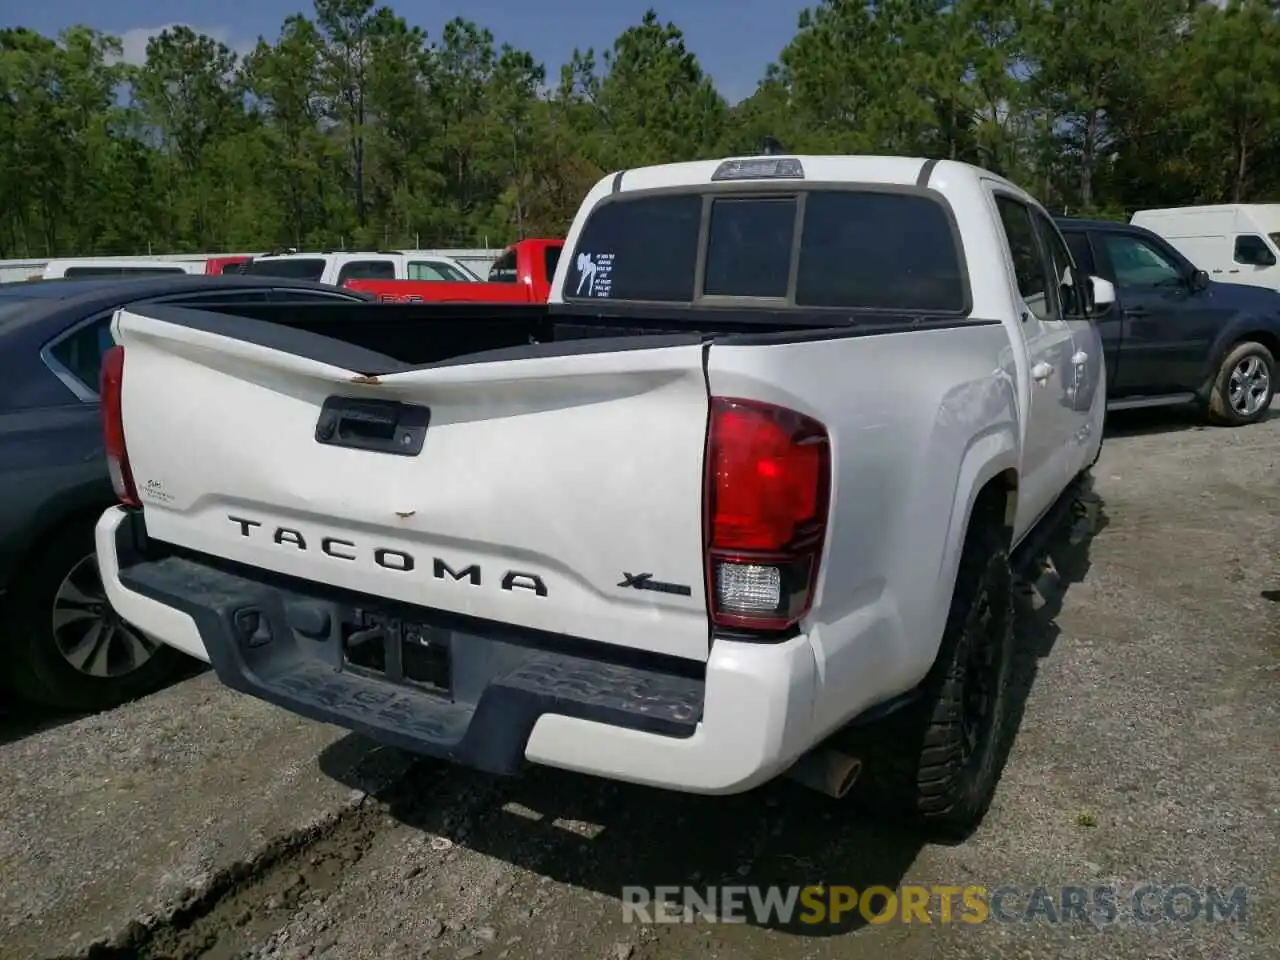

left=796, top=192, right=964, bottom=310
left=336, top=260, right=396, bottom=283
left=1032, top=213, right=1084, bottom=319
left=242, top=258, right=327, bottom=280
left=487, top=250, right=518, bottom=283
left=565, top=193, right=702, bottom=301
left=408, top=261, right=467, bottom=282
left=994, top=196, right=1052, bottom=323
left=48, top=317, right=114, bottom=395
left=437, top=263, right=472, bottom=282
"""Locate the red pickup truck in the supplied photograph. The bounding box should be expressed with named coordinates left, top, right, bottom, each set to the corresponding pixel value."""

left=343, top=238, right=562, bottom=303
left=204, top=255, right=253, bottom=275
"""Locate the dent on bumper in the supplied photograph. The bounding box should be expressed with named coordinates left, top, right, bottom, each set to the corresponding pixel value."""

left=95, top=504, right=821, bottom=794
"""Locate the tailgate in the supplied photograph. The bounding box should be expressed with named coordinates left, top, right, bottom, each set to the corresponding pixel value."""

left=112, top=307, right=713, bottom=661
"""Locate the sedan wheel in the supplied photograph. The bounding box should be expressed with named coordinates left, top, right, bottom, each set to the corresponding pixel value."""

left=4, top=518, right=185, bottom=711
left=51, top=553, right=158, bottom=678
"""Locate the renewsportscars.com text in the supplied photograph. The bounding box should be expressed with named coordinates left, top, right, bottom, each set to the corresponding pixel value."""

left=621, top=884, right=1250, bottom=927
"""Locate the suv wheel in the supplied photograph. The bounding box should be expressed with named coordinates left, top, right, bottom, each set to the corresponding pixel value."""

left=1208, top=341, right=1275, bottom=426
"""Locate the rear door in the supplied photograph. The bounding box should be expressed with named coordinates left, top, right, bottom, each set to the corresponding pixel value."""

left=1032, top=213, right=1100, bottom=459
left=1062, top=228, right=1120, bottom=390
left=992, top=194, right=1078, bottom=523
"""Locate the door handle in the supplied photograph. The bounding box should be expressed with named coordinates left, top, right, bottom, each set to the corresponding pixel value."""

left=1031, top=361, right=1053, bottom=383
left=1124, top=306, right=1149, bottom=318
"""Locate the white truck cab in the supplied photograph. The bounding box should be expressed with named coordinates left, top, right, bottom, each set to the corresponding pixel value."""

left=94, top=153, right=1113, bottom=837
left=239, top=250, right=480, bottom=286
left=1130, top=204, right=1280, bottom=291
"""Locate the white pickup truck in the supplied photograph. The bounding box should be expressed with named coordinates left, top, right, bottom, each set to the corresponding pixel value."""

left=239, top=250, right=481, bottom=285
left=95, top=154, right=1114, bottom=835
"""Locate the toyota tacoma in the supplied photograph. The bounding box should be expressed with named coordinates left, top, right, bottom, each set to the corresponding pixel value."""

left=93, top=154, right=1113, bottom=834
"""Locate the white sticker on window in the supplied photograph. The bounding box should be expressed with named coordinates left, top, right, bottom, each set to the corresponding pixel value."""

left=575, top=252, right=615, bottom=297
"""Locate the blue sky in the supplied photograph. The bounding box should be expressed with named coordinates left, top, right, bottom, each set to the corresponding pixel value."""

left=2, top=0, right=814, bottom=104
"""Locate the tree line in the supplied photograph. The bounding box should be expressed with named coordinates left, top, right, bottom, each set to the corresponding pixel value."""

left=1, top=0, right=1277, bottom=259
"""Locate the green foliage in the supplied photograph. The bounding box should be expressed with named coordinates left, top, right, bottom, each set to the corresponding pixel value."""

left=1, top=0, right=1277, bottom=257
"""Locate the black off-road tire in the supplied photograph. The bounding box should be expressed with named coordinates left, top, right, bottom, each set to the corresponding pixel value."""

left=1207, top=341, right=1275, bottom=426
left=2, top=517, right=186, bottom=712
left=841, top=507, right=1015, bottom=838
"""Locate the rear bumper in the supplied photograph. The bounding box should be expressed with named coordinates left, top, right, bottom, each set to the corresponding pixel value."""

left=95, top=506, right=820, bottom=794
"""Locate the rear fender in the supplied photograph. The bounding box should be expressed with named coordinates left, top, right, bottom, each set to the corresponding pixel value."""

left=933, top=424, right=1018, bottom=645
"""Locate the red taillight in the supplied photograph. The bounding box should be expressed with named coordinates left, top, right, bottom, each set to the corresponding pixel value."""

left=704, top=397, right=831, bottom=632
left=100, top=345, right=139, bottom=507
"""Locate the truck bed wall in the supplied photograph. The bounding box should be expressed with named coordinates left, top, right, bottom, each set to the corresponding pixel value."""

left=184, top=301, right=854, bottom=372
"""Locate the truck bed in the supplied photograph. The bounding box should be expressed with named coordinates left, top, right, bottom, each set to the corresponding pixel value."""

left=188, top=300, right=863, bottom=372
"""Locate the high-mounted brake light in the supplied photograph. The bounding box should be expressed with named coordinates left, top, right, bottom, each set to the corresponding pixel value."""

left=100, top=344, right=139, bottom=507
left=711, top=157, right=805, bottom=182
left=704, top=397, right=830, bottom=632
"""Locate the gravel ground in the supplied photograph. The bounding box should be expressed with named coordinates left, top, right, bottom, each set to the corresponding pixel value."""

left=1, top=407, right=1277, bottom=960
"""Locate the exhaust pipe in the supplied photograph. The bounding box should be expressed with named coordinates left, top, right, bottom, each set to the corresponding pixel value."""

left=784, top=748, right=862, bottom=799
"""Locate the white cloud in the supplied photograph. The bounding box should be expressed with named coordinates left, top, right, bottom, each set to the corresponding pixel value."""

left=113, top=25, right=253, bottom=66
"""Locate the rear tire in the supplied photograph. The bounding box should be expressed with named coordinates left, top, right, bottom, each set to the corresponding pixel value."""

left=1207, top=341, right=1275, bottom=426
left=2, top=517, right=186, bottom=712
left=841, top=506, right=1015, bottom=838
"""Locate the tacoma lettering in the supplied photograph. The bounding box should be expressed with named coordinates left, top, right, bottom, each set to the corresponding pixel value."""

left=225, top=515, right=545, bottom=595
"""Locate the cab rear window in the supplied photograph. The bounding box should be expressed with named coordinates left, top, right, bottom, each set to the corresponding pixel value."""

left=565, top=188, right=966, bottom=312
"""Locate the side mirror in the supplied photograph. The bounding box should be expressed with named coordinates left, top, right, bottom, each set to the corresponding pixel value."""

left=1189, top=269, right=1211, bottom=292
left=1089, top=275, right=1116, bottom=312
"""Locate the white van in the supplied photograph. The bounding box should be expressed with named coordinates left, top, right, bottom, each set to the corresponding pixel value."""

left=43, top=258, right=204, bottom=279
left=1130, top=204, right=1280, bottom=290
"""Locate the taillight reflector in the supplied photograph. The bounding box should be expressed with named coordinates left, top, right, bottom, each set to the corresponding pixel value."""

left=704, top=397, right=830, bottom=632
left=100, top=344, right=139, bottom=507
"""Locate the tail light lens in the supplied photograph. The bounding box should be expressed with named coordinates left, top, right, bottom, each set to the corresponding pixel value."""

left=704, top=397, right=831, bottom=632
left=100, top=345, right=139, bottom=507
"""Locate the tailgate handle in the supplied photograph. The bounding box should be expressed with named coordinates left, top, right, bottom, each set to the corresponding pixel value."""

left=315, top=396, right=430, bottom=456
